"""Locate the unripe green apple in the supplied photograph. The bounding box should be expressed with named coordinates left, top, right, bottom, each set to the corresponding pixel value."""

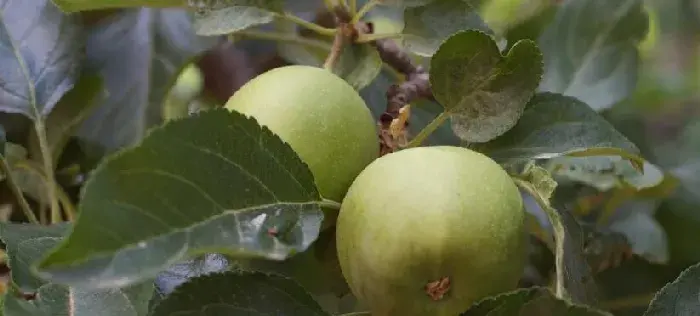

left=336, top=146, right=527, bottom=316
left=224, top=65, right=379, bottom=208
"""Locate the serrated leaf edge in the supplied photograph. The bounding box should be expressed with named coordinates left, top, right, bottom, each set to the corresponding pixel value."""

left=34, top=108, right=321, bottom=270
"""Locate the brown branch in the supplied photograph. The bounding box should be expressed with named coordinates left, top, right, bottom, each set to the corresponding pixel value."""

left=361, top=26, right=434, bottom=155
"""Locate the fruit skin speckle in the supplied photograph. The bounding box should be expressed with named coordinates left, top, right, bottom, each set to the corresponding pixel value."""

left=336, top=146, right=527, bottom=316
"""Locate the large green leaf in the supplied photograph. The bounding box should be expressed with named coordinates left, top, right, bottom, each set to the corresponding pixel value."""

left=537, top=0, right=649, bottom=111
left=150, top=270, right=329, bottom=316
left=75, top=8, right=214, bottom=153
left=0, top=0, right=83, bottom=119
left=430, top=30, right=543, bottom=143
left=401, top=0, right=492, bottom=57
left=475, top=93, right=640, bottom=163
left=36, top=109, right=324, bottom=289
left=475, top=92, right=664, bottom=190
left=643, top=262, right=700, bottom=315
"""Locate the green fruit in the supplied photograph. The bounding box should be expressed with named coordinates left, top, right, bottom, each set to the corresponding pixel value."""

left=336, top=146, right=527, bottom=316
left=224, top=65, right=379, bottom=205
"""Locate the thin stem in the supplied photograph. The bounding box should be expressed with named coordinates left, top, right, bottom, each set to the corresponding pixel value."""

left=323, top=28, right=346, bottom=70
left=3, top=30, right=51, bottom=224
left=356, top=33, right=403, bottom=43
left=56, top=185, right=76, bottom=221
left=0, top=159, right=38, bottom=224
left=407, top=111, right=450, bottom=148
left=279, top=12, right=337, bottom=36
left=320, top=198, right=342, bottom=210
left=15, top=161, right=75, bottom=222
left=34, top=121, right=60, bottom=224
left=232, top=30, right=331, bottom=51
left=349, top=0, right=357, bottom=15
left=352, top=0, right=380, bottom=23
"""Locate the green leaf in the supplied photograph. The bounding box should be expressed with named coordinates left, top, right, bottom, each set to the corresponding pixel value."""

left=150, top=270, right=329, bottom=316
left=332, top=43, right=383, bottom=90
left=0, top=223, right=69, bottom=292
left=36, top=109, right=324, bottom=289
left=0, top=0, right=83, bottom=119
left=537, top=0, right=649, bottom=111
left=27, top=73, right=105, bottom=167
left=430, top=30, right=543, bottom=143
left=460, top=287, right=611, bottom=315
left=3, top=281, right=155, bottom=316
left=239, top=226, right=349, bottom=299
left=475, top=93, right=641, bottom=163
left=3, top=283, right=69, bottom=316
left=193, top=6, right=275, bottom=36
left=643, top=262, right=700, bottom=315
left=512, top=165, right=599, bottom=305
left=547, top=156, right=664, bottom=190
left=154, top=254, right=229, bottom=295
left=50, top=0, right=184, bottom=13
left=401, top=0, right=492, bottom=57
left=76, top=8, right=214, bottom=153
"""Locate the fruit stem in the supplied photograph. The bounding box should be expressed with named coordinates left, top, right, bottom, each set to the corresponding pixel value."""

left=323, top=25, right=347, bottom=70
left=320, top=198, right=342, bottom=210
left=356, top=33, right=403, bottom=43
left=231, top=30, right=331, bottom=52
left=407, top=111, right=450, bottom=148
left=352, top=0, right=380, bottom=24
left=279, top=13, right=337, bottom=37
